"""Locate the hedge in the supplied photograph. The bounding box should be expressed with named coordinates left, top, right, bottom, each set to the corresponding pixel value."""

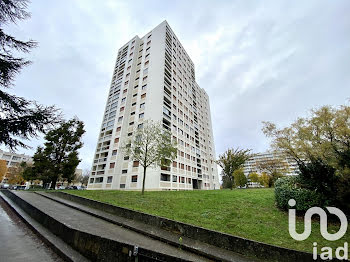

left=274, top=176, right=324, bottom=211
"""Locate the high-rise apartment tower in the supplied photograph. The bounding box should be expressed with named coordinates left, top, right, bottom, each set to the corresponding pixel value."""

left=88, top=21, right=219, bottom=190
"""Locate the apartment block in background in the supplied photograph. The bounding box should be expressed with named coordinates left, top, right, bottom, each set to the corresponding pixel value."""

left=88, top=21, right=219, bottom=190
left=243, top=151, right=300, bottom=176
left=0, top=149, right=32, bottom=184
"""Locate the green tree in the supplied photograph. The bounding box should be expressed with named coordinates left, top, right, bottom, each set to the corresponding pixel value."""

left=262, top=105, right=350, bottom=172
left=32, top=118, right=85, bottom=189
left=216, top=147, right=253, bottom=190
left=262, top=105, right=350, bottom=212
left=0, top=0, right=60, bottom=150
left=233, top=169, right=247, bottom=188
left=248, top=172, right=259, bottom=183
left=20, top=161, right=36, bottom=186
left=124, top=120, right=177, bottom=195
left=258, top=172, right=271, bottom=187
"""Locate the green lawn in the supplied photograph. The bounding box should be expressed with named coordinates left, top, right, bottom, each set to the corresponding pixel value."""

left=66, top=188, right=349, bottom=254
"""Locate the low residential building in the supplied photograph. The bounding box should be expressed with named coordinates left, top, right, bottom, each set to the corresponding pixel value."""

left=243, top=151, right=299, bottom=176
left=0, top=149, right=32, bottom=185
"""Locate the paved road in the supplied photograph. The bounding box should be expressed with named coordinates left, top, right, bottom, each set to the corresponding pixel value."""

left=0, top=197, right=63, bottom=262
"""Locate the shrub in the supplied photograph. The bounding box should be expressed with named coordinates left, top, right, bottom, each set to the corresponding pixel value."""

left=274, top=176, right=324, bottom=212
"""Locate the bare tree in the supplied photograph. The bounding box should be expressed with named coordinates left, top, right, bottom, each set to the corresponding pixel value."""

left=124, top=120, right=177, bottom=195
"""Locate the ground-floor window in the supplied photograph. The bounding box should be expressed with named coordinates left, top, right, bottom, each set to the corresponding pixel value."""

left=160, top=173, right=170, bottom=181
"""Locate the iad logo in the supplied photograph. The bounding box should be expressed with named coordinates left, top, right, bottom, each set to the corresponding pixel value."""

left=288, top=199, right=348, bottom=260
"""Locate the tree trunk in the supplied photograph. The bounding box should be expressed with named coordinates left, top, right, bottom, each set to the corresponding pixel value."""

left=50, top=178, right=57, bottom=189
left=142, top=166, right=147, bottom=195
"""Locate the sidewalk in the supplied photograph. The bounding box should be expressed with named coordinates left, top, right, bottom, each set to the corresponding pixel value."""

left=37, top=191, right=255, bottom=262
left=11, top=191, right=216, bottom=261
left=0, top=197, right=63, bottom=262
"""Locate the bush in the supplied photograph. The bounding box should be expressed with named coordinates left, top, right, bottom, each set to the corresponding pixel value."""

left=233, top=169, right=247, bottom=188
left=274, top=176, right=324, bottom=212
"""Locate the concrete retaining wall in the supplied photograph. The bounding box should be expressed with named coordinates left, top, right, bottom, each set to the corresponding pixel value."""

left=1, top=190, right=189, bottom=262
left=52, top=191, right=323, bottom=262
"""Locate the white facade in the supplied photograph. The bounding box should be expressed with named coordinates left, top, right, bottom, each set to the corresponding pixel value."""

left=0, top=149, right=32, bottom=167
left=243, top=151, right=300, bottom=176
left=88, top=21, right=219, bottom=190
left=0, top=149, right=32, bottom=184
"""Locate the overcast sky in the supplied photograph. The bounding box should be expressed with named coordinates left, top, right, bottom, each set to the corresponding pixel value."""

left=2, top=0, right=349, bottom=170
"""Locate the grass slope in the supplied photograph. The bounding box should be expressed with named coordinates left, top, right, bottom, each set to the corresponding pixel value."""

left=67, top=188, right=349, bottom=253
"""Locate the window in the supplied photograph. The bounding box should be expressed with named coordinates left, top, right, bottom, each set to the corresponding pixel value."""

left=141, top=93, right=146, bottom=99
left=160, top=173, right=170, bottom=182
left=172, top=161, right=177, bottom=168
left=128, top=132, right=133, bottom=136
left=120, top=107, right=125, bottom=112
left=89, top=178, right=94, bottom=183
left=129, top=121, right=134, bottom=126
left=118, top=116, right=123, bottom=122
left=107, top=176, right=113, bottom=183
left=133, top=161, right=139, bottom=167
left=137, top=123, right=144, bottom=129
left=121, top=97, right=126, bottom=103
left=96, top=177, right=104, bottom=183
left=114, top=138, right=119, bottom=143
left=132, top=102, right=136, bottom=106
left=124, top=156, right=129, bottom=160
left=143, top=68, right=148, bottom=74
left=187, top=178, right=191, bottom=184
left=144, top=60, right=149, bottom=66
left=140, top=103, right=145, bottom=109
left=172, top=175, right=177, bottom=182
left=131, top=175, right=138, bottom=182
left=112, top=150, right=117, bottom=156
left=116, top=127, right=121, bottom=132
left=122, top=169, right=128, bottom=174
left=142, top=84, right=147, bottom=90
left=110, top=162, right=115, bottom=168
left=120, top=184, right=126, bottom=188
left=139, top=113, right=144, bottom=119
left=143, top=76, right=148, bottom=81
